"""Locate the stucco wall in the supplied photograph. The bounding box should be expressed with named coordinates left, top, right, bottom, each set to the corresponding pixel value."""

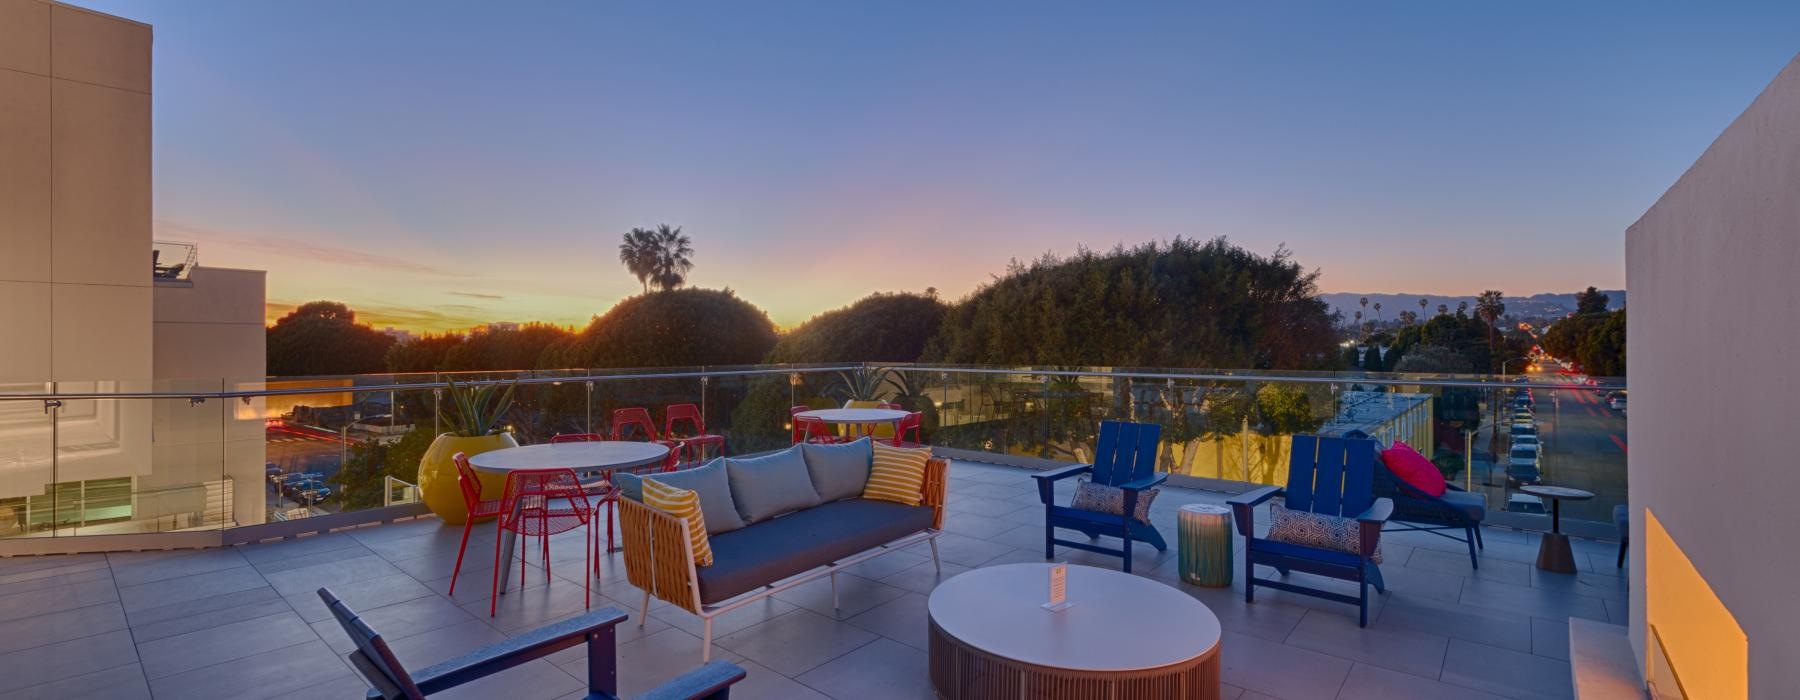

left=1625, top=51, right=1800, bottom=697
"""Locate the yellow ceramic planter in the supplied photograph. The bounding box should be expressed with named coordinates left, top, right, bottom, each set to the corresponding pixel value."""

left=419, top=432, right=518, bottom=525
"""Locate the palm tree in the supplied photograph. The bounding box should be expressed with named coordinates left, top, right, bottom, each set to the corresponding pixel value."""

left=618, top=227, right=659, bottom=293
left=1359, top=297, right=1369, bottom=313
left=1398, top=310, right=1417, bottom=326
left=1418, top=297, right=1428, bottom=317
left=1437, top=303, right=1448, bottom=316
left=646, top=224, right=694, bottom=291
left=1372, top=302, right=1383, bottom=323
left=1475, top=290, right=1506, bottom=351
left=1457, top=301, right=1469, bottom=316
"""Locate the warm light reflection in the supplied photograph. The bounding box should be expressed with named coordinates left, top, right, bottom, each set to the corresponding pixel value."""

left=1645, top=509, right=1747, bottom=699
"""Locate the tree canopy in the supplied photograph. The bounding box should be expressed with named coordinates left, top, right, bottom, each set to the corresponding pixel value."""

left=385, top=323, right=575, bottom=373
left=1542, top=308, right=1626, bottom=376
left=267, top=301, right=394, bottom=376
left=923, top=238, right=1338, bottom=370
left=545, top=288, right=778, bottom=369
left=618, top=224, right=694, bottom=293
left=1575, top=286, right=1610, bottom=315
left=768, top=291, right=948, bottom=364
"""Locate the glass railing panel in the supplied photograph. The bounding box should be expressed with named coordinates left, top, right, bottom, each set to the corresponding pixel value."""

left=0, top=383, right=55, bottom=538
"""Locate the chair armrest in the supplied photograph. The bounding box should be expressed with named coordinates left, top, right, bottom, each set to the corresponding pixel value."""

left=1117, top=472, right=1168, bottom=493
left=1354, top=497, right=1394, bottom=524
left=412, top=608, right=628, bottom=695
left=1030, top=463, right=1092, bottom=483
left=1227, top=486, right=1282, bottom=535
left=634, top=661, right=749, bottom=700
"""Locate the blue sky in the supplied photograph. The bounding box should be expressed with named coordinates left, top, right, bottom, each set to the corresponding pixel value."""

left=78, top=1, right=1800, bottom=330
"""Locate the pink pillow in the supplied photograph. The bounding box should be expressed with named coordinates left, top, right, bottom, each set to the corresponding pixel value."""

left=1380, top=440, right=1445, bottom=497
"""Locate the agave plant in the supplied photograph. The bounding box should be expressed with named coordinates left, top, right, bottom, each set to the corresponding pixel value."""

left=827, top=367, right=891, bottom=403
left=442, top=377, right=517, bottom=437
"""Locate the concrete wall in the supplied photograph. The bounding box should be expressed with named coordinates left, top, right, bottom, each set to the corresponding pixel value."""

left=0, top=0, right=153, bottom=384
left=1625, top=52, right=1800, bottom=697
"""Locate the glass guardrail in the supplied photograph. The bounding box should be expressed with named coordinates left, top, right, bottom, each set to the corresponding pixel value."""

left=0, top=364, right=1624, bottom=544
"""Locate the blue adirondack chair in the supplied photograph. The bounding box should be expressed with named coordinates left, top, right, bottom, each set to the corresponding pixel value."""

left=1032, top=421, right=1167, bottom=573
left=1227, top=434, right=1393, bottom=626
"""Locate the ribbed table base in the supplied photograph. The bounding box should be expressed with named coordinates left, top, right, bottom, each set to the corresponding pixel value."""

left=928, top=618, right=1220, bottom=700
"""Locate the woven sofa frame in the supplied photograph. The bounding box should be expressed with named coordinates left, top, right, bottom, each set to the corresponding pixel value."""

left=619, top=457, right=949, bottom=661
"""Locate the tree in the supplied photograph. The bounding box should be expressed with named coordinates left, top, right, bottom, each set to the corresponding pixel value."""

left=1372, top=302, right=1383, bottom=323
left=1392, top=344, right=1470, bottom=373
left=1437, top=303, right=1449, bottom=316
left=1543, top=308, right=1626, bottom=376
left=923, top=238, right=1339, bottom=370
left=1418, top=297, right=1428, bottom=318
left=768, top=292, right=948, bottom=364
left=1361, top=344, right=1385, bottom=372
left=1475, top=290, right=1506, bottom=355
left=618, top=227, right=658, bottom=293
left=618, top=224, right=695, bottom=292
left=1398, top=310, right=1418, bottom=326
left=267, top=301, right=395, bottom=376
left=552, top=288, right=777, bottom=369
left=1575, top=286, right=1610, bottom=314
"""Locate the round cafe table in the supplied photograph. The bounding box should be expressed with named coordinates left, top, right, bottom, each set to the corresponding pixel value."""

left=470, top=441, right=669, bottom=591
left=1519, top=484, right=1595, bottom=574
left=927, top=563, right=1222, bottom=699
left=793, top=407, right=909, bottom=440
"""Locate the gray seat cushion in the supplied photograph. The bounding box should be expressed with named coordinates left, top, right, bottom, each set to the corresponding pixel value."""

left=800, top=438, right=874, bottom=502
left=641, top=460, right=747, bottom=535
left=724, top=448, right=822, bottom=524
left=697, top=499, right=933, bottom=604
left=1440, top=489, right=1487, bottom=522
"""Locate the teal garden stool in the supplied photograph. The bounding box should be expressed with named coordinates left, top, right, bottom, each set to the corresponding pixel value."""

left=1178, top=504, right=1233, bottom=587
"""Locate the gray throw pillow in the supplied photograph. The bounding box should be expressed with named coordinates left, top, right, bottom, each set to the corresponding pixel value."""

left=644, top=460, right=747, bottom=535
left=800, top=437, right=874, bottom=502
left=613, top=471, right=644, bottom=502
left=724, top=447, right=823, bottom=524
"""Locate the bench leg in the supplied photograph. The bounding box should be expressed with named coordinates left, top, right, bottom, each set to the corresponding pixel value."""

left=586, top=625, right=618, bottom=697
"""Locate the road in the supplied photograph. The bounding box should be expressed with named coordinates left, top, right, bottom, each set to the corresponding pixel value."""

left=264, top=423, right=348, bottom=515
left=1469, top=369, right=1627, bottom=527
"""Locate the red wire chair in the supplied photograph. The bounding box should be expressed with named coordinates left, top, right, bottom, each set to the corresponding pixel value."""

left=448, top=453, right=507, bottom=596
left=548, top=432, right=615, bottom=570
left=549, top=432, right=603, bottom=443
left=488, top=468, right=593, bottom=617
left=790, top=405, right=844, bottom=445
left=892, top=411, right=924, bottom=448
left=663, top=403, right=726, bottom=464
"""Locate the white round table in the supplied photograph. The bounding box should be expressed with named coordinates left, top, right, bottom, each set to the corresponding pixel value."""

left=794, top=408, right=909, bottom=440
left=927, top=563, right=1222, bottom=699
left=469, top=441, right=669, bottom=590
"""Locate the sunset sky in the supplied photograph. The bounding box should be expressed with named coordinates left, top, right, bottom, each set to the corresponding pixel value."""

left=79, top=1, right=1800, bottom=332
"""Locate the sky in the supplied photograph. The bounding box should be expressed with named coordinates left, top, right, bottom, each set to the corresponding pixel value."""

left=76, top=1, right=1800, bottom=332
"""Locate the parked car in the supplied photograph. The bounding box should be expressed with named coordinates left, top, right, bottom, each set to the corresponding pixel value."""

left=1511, top=422, right=1537, bottom=437
left=295, top=481, right=333, bottom=504
left=1507, top=493, right=1547, bottom=514
left=1514, top=434, right=1541, bottom=451
left=280, top=472, right=324, bottom=500
left=1507, top=447, right=1541, bottom=484
left=1609, top=396, right=1627, bottom=411
left=266, top=463, right=283, bottom=483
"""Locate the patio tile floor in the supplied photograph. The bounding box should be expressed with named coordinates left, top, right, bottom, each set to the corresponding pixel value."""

left=0, top=460, right=1604, bottom=699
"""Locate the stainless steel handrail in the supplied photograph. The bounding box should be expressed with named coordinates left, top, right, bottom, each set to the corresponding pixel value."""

left=0, top=362, right=1623, bottom=402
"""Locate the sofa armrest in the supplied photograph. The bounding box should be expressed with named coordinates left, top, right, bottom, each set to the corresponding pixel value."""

left=921, top=458, right=949, bottom=529
left=412, top=608, right=628, bottom=695
left=618, top=498, right=701, bottom=615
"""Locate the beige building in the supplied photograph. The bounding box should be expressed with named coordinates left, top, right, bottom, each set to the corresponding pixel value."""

left=0, top=0, right=267, bottom=546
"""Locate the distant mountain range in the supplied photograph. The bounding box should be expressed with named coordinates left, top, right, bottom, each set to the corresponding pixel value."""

left=1319, top=290, right=1625, bottom=321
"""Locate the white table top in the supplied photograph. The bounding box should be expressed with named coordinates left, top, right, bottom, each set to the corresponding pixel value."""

left=467, top=441, right=669, bottom=473
left=794, top=408, right=909, bottom=424
left=927, top=563, right=1221, bottom=672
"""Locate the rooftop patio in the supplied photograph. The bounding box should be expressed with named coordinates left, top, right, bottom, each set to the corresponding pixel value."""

left=0, top=458, right=1619, bottom=700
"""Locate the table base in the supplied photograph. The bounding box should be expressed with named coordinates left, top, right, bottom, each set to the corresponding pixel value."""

left=928, top=618, right=1219, bottom=700
left=1536, top=532, right=1578, bottom=573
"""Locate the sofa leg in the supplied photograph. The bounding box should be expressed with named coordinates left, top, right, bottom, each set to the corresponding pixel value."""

left=702, top=617, right=713, bottom=663
left=830, top=572, right=840, bottom=609
left=1466, top=526, right=1480, bottom=570
left=929, top=538, right=941, bottom=572
left=638, top=590, right=651, bottom=628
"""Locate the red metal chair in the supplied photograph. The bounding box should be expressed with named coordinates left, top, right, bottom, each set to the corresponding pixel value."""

left=892, top=411, right=924, bottom=448
left=612, top=408, right=685, bottom=461
left=448, top=453, right=507, bottom=596
left=663, top=403, right=726, bottom=464
left=790, top=405, right=844, bottom=445
left=549, top=432, right=603, bottom=443
left=488, top=468, right=594, bottom=617
left=548, top=432, right=616, bottom=571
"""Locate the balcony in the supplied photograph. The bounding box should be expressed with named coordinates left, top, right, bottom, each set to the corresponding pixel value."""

left=0, top=365, right=1622, bottom=698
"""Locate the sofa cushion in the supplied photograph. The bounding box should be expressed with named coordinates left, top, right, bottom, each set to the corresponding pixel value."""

left=1440, top=489, right=1487, bottom=522
left=642, top=460, right=746, bottom=535
left=696, top=499, right=934, bottom=604
left=863, top=442, right=931, bottom=506
left=801, top=438, right=874, bottom=502
left=725, top=447, right=822, bottom=524
left=641, top=478, right=713, bottom=567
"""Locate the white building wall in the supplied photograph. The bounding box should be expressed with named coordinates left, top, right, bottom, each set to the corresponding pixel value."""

left=1625, top=52, right=1800, bottom=696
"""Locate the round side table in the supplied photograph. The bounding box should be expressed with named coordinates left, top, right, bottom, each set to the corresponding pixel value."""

left=1178, top=504, right=1233, bottom=587
left=1519, top=485, right=1595, bottom=573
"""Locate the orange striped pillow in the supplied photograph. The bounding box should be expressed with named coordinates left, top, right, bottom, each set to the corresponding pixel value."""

left=862, top=442, right=930, bottom=506
left=642, top=477, right=713, bottom=567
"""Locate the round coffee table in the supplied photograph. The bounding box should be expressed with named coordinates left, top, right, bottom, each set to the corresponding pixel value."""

left=927, top=563, right=1222, bottom=699
left=1519, top=485, right=1595, bottom=573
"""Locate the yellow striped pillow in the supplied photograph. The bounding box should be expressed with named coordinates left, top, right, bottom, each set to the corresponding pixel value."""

left=642, top=477, right=713, bottom=567
left=863, top=442, right=930, bottom=506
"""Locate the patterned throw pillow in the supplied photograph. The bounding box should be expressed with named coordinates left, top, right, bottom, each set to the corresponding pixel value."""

left=642, top=477, right=713, bottom=567
left=862, top=442, right=931, bottom=506
left=1069, top=479, right=1157, bottom=523
left=1265, top=502, right=1382, bottom=564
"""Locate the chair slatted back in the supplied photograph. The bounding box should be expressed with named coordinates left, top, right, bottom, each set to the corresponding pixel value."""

left=319, top=588, right=423, bottom=700
left=1090, top=421, right=1161, bottom=487
left=1284, top=434, right=1377, bottom=518
left=610, top=407, right=659, bottom=442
